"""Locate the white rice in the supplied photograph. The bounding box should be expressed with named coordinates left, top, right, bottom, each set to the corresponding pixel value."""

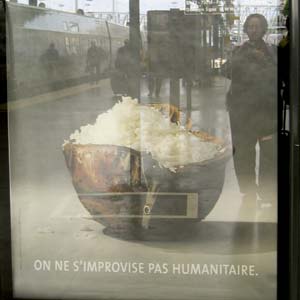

left=66, top=97, right=220, bottom=172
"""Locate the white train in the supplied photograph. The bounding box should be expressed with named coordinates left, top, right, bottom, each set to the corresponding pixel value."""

left=6, top=2, right=130, bottom=99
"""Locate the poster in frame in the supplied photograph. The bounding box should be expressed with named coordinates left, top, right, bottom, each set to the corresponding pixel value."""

left=0, top=0, right=299, bottom=299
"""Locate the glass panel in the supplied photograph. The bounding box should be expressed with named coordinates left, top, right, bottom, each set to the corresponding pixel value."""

left=6, top=0, right=284, bottom=299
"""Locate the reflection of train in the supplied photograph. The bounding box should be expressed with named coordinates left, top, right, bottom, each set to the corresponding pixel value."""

left=6, top=2, right=129, bottom=99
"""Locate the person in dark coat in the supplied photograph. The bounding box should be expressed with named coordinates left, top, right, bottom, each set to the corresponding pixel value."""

left=115, top=39, right=131, bottom=74
left=40, top=42, right=59, bottom=87
left=45, top=42, right=59, bottom=63
left=42, top=43, right=59, bottom=75
left=86, top=41, right=105, bottom=84
left=223, top=14, right=277, bottom=216
left=114, top=39, right=137, bottom=97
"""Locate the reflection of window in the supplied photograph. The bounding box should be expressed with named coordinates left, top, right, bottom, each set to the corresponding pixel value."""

left=71, top=37, right=80, bottom=54
left=65, top=37, right=71, bottom=54
left=207, top=30, right=211, bottom=45
left=63, top=22, right=68, bottom=31
left=65, top=37, right=80, bottom=55
left=69, top=22, right=79, bottom=32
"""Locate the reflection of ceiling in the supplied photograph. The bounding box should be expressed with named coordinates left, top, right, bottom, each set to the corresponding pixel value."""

left=13, top=0, right=187, bottom=14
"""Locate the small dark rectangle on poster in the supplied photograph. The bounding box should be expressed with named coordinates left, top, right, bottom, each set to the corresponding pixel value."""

left=78, top=193, right=198, bottom=218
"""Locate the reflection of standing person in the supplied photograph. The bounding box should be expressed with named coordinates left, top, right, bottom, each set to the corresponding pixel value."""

left=41, top=42, right=59, bottom=80
left=223, top=14, right=277, bottom=214
left=86, top=41, right=105, bottom=84
left=115, top=39, right=137, bottom=97
left=115, top=40, right=132, bottom=75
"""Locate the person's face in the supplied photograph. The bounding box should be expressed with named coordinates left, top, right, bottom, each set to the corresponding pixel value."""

left=246, top=17, right=265, bottom=41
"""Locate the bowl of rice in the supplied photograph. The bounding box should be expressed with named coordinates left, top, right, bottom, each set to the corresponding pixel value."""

left=63, top=97, right=231, bottom=240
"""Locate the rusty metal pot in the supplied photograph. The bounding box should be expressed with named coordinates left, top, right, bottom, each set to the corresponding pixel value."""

left=63, top=131, right=231, bottom=240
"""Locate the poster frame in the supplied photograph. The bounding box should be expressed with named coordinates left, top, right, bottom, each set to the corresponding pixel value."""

left=0, top=0, right=299, bottom=299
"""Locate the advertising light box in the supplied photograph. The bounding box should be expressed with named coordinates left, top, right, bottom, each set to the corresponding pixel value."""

left=5, top=0, right=286, bottom=299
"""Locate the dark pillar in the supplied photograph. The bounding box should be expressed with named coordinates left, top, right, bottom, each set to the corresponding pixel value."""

left=202, top=14, right=210, bottom=86
left=129, top=0, right=141, bottom=101
left=169, top=9, right=182, bottom=109
left=186, top=80, right=193, bottom=123
left=129, top=0, right=141, bottom=191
